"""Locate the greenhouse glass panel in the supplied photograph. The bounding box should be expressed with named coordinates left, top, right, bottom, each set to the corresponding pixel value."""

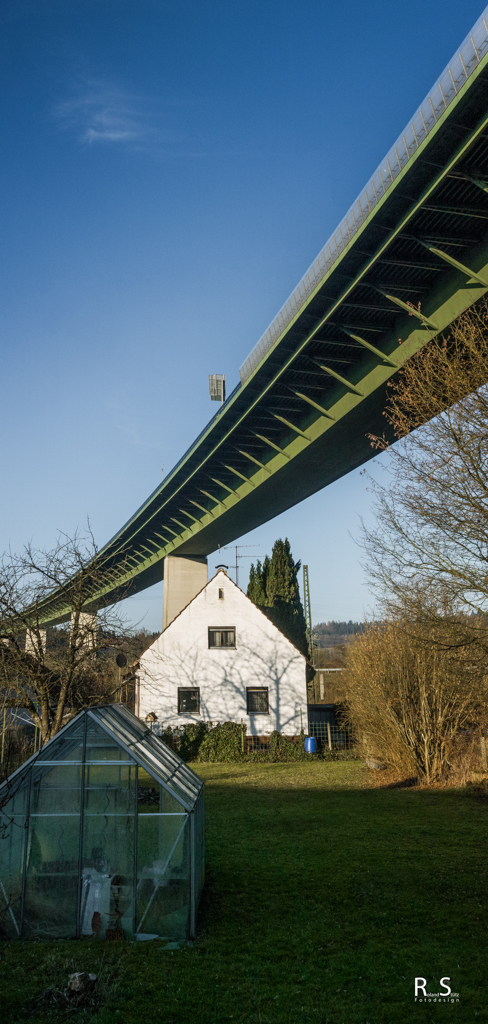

left=194, top=789, right=205, bottom=898
left=138, top=769, right=181, bottom=814
left=23, top=762, right=82, bottom=939
left=97, top=703, right=147, bottom=736
left=136, top=810, right=190, bottom=940
left=85, top=718, right=133, bottom=761
left=35, top=715, right=85, bottom=763
left=0, top=775, right=28, bottom=939
left=0, top=705, right=204, bottom=942
left=81, top=763, right=136, bottom=937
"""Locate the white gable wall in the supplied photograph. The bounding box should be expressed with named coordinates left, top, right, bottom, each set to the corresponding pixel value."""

left=138, top=572, right=308, bottom=736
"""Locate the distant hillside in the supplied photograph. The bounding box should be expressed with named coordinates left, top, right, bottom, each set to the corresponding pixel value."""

left=313, top=620, right=366, bottom=648
left=313, top=614, right=364, bottom=638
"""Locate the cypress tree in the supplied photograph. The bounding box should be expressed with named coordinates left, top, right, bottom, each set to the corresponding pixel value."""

left=258, top=555, right=270, bottom=605
left=247, top=562, right=257, bottom=603
left=247, top=539, right=308, bottom=655
left=246, top=557, right=269, bottom=606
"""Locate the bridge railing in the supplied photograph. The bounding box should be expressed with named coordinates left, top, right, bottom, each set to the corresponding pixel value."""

left=104, top=9, right=488, bottom=549
left=239, top=8, right=488, bottom=385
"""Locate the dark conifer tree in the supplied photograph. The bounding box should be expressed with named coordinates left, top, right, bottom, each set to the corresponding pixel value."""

left=247, top=539, right=307, bottom=655
left=247, top=562, right=257, bottom=602
left=258, top=555, right=270, bottom=605
left=246, top=557, right=269, bottom=606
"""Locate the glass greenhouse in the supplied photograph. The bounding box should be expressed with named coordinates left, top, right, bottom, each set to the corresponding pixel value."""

left=0, top=704, right=204, bottom=942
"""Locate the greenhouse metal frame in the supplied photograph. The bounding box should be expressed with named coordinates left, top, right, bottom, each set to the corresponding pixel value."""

left=0, top=704, right=204, bottom=942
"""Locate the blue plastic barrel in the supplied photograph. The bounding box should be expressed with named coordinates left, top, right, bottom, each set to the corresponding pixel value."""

left=305, top=736, right=317, bottom=754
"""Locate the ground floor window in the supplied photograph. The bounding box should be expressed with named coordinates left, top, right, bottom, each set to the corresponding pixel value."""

left=246, top=687, right=269, bottom=714
left=178, top=688, right=200, bottom=714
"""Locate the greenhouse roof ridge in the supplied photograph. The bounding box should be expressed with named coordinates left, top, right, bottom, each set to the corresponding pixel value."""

left=0, top=703, right=203, bottom=811
left=91, top=704, right=203, bottom=807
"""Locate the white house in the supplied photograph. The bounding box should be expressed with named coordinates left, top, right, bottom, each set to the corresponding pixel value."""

left=137, top=568, right=308, bottom=738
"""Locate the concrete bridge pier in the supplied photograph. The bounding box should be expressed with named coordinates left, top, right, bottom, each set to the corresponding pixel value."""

left=71, top=611, right=98, bottom=652
left=163, top=554, right=208, bottom=630
left=25, top=629, right=47, bottom=656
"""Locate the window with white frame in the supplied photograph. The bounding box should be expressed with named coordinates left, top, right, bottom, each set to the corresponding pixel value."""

left=208, top=628, right=236, bottom=648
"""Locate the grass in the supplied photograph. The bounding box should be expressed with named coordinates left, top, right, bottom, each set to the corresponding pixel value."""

left=2, top=760, right=488, bottom=1023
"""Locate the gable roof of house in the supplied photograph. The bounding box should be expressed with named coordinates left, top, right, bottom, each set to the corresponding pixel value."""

left=138, top=568, right=309, bottom=662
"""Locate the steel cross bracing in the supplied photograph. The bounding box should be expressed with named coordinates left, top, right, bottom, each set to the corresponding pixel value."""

left=35, top=15, right=488, bottom=625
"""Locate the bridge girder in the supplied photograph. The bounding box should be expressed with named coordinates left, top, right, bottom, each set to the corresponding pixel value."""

left=35, top=42, right=488, bottom=626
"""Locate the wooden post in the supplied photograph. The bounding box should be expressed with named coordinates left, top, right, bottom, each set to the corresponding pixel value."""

left=327, top=722, right=332, bottom=751
left=1, top=706, right=5, bottom=766
left=241, top=719, right=244, bottom=754
left=481, top=734, right=487, bottom=772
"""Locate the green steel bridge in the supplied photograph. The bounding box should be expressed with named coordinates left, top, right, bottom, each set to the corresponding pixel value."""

left=39, top=9, right=488, bottom=624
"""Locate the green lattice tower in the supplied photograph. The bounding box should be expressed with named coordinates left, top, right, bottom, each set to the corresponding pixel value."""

left=302, top=565, right=315, bottom=665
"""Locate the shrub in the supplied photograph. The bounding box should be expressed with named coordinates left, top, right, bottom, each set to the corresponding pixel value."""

left=197, top=722, right=246, bottom=762
left=161, top=722, right=351, bottom=764
left=178, top=722, right=208, bottom=761
left=344, top=620, right=488, bottom=783
left=268, top=729, right=307, bottom=762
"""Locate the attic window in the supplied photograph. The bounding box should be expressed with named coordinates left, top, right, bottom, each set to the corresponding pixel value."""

left=218, top=588, right=224, bottom=599
left=208, top=628, right=236, bottom=648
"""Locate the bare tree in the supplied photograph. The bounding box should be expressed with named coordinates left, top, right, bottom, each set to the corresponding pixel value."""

left=0, top=528, right=132, bottom=745
left=344, top=620, right=488, bottom=782
left=363, top=299, right=488, bottom=655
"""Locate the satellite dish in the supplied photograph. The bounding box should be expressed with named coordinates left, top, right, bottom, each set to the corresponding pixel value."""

left=115, top=653, right=127, bottom=668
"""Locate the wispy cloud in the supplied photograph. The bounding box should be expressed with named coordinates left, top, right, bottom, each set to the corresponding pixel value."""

left=52, top=75, right=231, bottom=160
left=54, top=79, right=155, bottom=145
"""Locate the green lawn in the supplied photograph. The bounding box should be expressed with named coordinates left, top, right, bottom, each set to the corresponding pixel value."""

left=2, top=760, right=488, bottom=1023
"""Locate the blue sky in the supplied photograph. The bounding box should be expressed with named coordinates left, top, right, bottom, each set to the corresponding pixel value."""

left=0, top=0, right=484, bottom=631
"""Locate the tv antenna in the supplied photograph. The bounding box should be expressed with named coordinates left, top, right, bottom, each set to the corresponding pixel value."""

left=221, top=544, right=262, bottom=588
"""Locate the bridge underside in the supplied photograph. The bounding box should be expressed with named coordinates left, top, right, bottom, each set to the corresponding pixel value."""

left=36, top=41, right=488, bottom=626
